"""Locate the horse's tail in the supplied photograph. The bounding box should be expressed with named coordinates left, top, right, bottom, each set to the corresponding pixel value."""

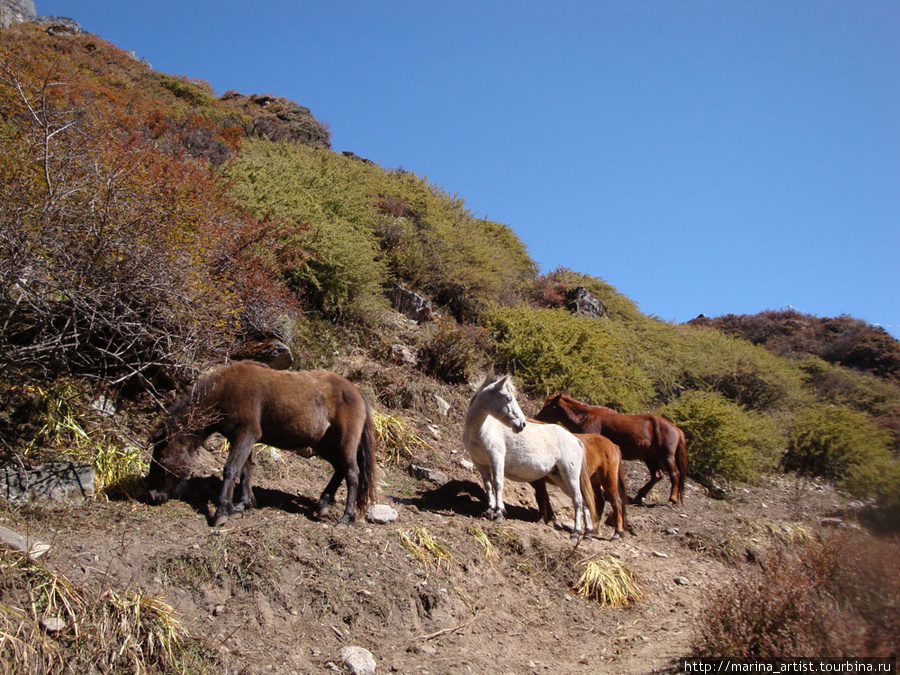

left=617, top=455, right=631, bottom=534
left=675, top=427, right=688, bottom=505
left=355, top=398, right=378, bottom=512
left=579, top=451, right=599, bottom=532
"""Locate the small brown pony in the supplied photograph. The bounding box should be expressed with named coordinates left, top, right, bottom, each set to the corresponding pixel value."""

left=146, top=361, right=377, bottom=527
left=531, top=431, right=628, bottom=539
left=536, top=394, right=687, bottom=505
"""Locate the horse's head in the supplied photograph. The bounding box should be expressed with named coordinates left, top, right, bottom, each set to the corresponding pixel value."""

left=145, top=420, right=197, bottom=505
left=535, top=393, right=568, bottom=425
left=480, top=374, right=527, bottom=433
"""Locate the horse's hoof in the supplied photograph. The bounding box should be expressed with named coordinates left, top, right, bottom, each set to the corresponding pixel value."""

left=212, top=513, right=229, bottom=528
left=147, top=490, right=169, bottom=505
left=611, top=531, right=622, bottom=540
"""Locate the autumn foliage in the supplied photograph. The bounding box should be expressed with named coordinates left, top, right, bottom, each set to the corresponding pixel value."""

left=0, top=26, right=298, bottom=389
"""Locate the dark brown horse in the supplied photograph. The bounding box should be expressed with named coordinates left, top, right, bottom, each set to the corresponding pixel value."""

left=531, top=431, right=628, bottom=539
left=536, top=394, right=687, bottom=505
left=146, top=361, right=377, bottom=527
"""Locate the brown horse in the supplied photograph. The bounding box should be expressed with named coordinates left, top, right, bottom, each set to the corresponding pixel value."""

left=536, top=394, right=687, bottom=505
left=531, top=431, right=628, bottom=539
left=146, top=361, right=377, bottom=527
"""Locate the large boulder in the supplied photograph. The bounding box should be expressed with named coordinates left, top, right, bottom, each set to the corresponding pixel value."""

left=1, top=461, right=94, bottom=505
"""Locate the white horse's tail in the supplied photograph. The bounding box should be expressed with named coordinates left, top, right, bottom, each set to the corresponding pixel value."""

left=579, top=452, right=598, bottom=532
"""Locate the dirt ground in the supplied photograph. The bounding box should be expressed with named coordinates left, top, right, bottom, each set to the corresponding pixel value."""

left=1, top=376, right=859, bottom=675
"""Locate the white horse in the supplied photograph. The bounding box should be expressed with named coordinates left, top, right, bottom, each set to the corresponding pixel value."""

left=463, top=375, right=596, bottom=536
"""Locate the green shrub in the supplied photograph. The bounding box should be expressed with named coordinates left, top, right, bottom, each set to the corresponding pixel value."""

left=670, top=326, right=809, bottom=412
left=661, top=390, right=783, bottom=486
left=484, top=306, right=653, bottom=412
left=798, top=357, right=900, bottom=417
left=785, top=403, right=895, bottom=500
left=228, top=141, right=537, bottom=323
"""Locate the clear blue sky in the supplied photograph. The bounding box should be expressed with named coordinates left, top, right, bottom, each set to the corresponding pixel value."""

left=38, top=1, right=900, bottom=337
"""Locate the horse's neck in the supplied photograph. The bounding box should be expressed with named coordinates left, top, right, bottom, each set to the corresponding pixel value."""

left=464, top=398, right=504, bottom=448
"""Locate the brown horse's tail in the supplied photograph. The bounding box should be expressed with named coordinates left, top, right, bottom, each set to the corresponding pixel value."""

left=355, top=398, right=378, bottom=512
left=675, top=427, right=688, bottom=505
left=579, top=453, right=599, bottom=532
left=617, top=458, right=630, bottom=534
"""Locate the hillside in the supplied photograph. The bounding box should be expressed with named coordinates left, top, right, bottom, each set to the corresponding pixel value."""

left=1, top=17, right=899, bottom=673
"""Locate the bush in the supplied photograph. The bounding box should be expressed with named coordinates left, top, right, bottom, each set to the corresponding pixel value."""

left=798, top=357, right=900, bottom=417
left=228, top=142, right=537, bottom=323
left=0, top=42, right=297, bottom=390
left=484, top=306, right=653, bottom=412
left=661, top=390, right=783, bottom=487
left=784, top=403, right=895, bottom=500
left=693, top=531, right=900, bottom=657
left=670, top=326, right=809, bottom=412
left=422, top=318, right=492, bottom=384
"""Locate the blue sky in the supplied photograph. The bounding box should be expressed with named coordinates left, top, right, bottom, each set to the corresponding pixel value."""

left=39, top=1, right=900, bottom=336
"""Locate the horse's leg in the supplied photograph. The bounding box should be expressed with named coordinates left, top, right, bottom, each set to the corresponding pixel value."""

left=488, top=455, right=506, bottom=521
left=213, top=432, right=257, bottom=527
left=663, top=452, right=681, bottom=505
left=234, top=450, right=257, bottom=514
left=316, top=453, right=347, bottom=519
left=337, top=458, right=360, bottom=526
left=475, top=465, right=499, bottom=520
left=597, top=470, right=623, bottom=539
left=632, top=458, right=662, bottom=505
left=553, top=462, right=586, bottom=537
left=531, top=478, right=554, bottom=524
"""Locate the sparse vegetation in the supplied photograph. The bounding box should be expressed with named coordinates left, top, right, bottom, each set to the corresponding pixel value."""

left=693, top=531, right=900, bottom=658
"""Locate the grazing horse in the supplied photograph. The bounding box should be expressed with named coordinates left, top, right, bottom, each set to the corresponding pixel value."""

left=531, top=432, right=628, bottom=539
left=146, top=361, right=377, bottom=527
left=536, top=393, right=687, bottom=505
left=463, top=375, right=597, bottom=536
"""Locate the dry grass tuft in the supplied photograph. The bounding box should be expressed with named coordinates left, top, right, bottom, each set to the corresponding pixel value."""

left=373, top=411, right=431, bottom=467
left=0, top=549, right=210, bottom=673
left=399, top=527, right=454, bottom=571
left=573, top=555, right=643, bottom=607
left=468, top=525, right=499, bottom=564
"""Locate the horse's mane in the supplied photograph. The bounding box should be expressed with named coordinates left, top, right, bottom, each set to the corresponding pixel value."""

left=474, top=373, right=517, bottom=397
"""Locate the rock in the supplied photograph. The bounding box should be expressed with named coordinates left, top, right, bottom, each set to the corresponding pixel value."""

left=566, top=286, right=607, bottom=319
left=231, top=339, right=293, bottom=370
left=433, top=395, right=451, bottom=416
left=91, top=395, right=117, bottom=417
left=366, top=504, right=398, bottom=524
left=387, top=286, right=433, bottom=322
left=820, top=517, right=846, bottom=529
left=40, top=616, right=66, bottom=634
left=459, top=459, right=475, bottom=472
left=341, top=646, right=376, bottom=675
left=389, top=344, right=419, bottom=367
left=674, top=577, right=690, bottom=586
left=652, top=551, right=669, bottom=558
left=0, top=525, right=50, bottom=559
left=410, top=464, right=449, bottom=486
left=1, top=462, right=94, bottom=505
left=426, top=424, right=442, bottom=441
